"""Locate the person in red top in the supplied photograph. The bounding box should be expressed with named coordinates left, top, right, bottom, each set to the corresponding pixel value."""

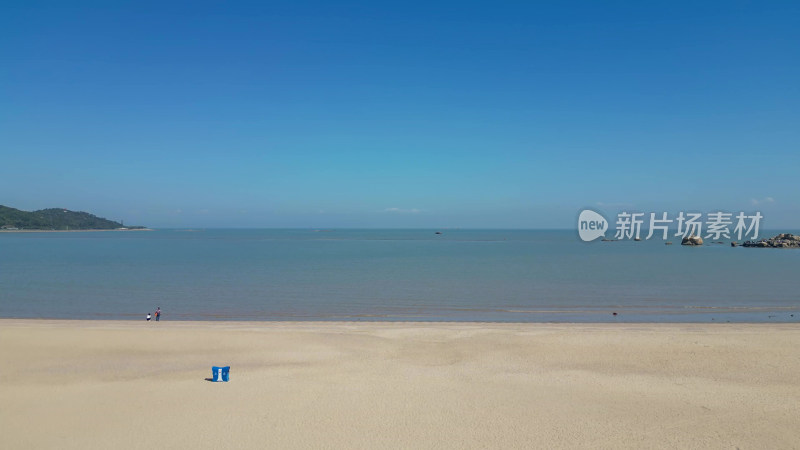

left=155, top=307, right=161, bottom=322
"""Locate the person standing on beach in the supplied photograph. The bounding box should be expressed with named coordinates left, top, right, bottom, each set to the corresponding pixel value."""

left=155, top=307, right=161, bottom=321
left=146, top=312, right=151, bottom=321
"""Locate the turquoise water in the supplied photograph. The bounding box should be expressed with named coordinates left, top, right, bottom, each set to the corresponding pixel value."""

left=1, top=229, right=798, bottom=322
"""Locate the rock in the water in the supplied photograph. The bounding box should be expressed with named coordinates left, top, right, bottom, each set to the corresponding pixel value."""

left=665, top=242, right=673, bottom=245
left=731, top=242, right=738, bottom=247
left=681, top=235, right=704, bottom=246
left=742, top=233, right=800, bottom=248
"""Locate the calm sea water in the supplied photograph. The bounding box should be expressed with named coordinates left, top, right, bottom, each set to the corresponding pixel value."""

left=1, top=229, right=798, bottom=322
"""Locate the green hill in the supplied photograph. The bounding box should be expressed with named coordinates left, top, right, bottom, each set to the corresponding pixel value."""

left=0, top=205, right=145, bottom=230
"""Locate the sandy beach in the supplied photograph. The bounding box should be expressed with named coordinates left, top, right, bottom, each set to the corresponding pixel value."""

left=1, top=320, right=799, bottom=449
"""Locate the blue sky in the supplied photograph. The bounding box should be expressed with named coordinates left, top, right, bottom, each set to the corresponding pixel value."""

left=2, top=1, right=798, bottom=228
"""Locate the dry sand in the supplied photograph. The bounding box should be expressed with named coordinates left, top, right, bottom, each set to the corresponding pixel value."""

left=1, top=320, right=799, bottom=449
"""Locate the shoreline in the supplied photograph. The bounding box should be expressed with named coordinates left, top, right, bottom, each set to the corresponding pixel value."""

left=2, top=319, right=799, bottom=448
left=2, top=308, right=798, bottom=323
left=2, top=317, right=800, bottom=326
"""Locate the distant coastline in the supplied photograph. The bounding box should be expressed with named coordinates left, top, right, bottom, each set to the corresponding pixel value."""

left=0, top=204, right=146, bottom=231
left=0, top=228, right=153, bottom=233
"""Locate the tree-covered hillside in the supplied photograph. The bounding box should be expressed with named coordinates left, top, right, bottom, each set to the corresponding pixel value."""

left=0, top=205, right=144, bottom=230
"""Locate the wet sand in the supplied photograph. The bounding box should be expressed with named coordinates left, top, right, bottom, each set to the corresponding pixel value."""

left=1, top=320, right=799, bottom=449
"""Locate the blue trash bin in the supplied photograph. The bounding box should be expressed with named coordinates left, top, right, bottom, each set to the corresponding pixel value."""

left=212, top=366, right=230, bottom=382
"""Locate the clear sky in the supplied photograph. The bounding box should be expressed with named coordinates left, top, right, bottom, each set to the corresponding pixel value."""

left=2, top=1, right=798, bottom=228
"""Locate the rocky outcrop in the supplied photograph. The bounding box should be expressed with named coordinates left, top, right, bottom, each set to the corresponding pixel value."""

left=742, top=233, right=800, bottom=248
left=681, top=235, right=704, bottom=246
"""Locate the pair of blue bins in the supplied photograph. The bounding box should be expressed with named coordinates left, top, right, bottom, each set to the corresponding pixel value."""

left=211, top=366, right=230, bottom=382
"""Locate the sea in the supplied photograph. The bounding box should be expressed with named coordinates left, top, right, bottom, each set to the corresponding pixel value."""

left=1, top=229, right=798, bottom=322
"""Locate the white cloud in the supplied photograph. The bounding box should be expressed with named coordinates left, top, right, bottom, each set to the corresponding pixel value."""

left=750, top=197, right=776, bottom=205
left=382, top=207, right=422, bottom=214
